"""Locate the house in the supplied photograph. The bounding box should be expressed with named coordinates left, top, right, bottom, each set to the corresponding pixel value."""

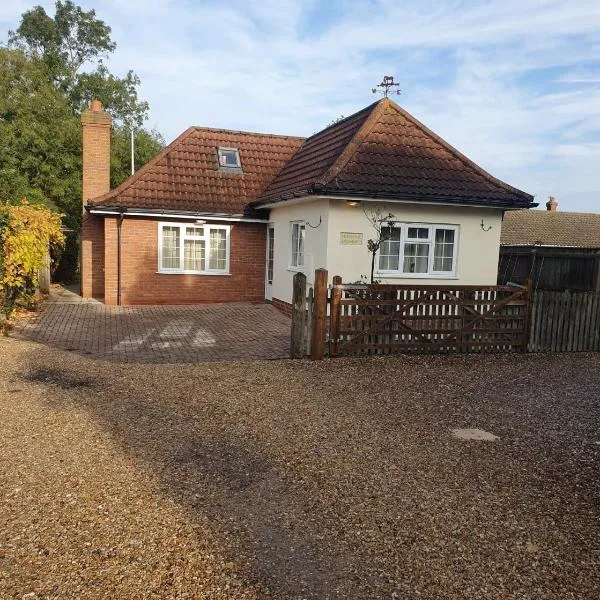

left=81, top=97, right=535, bottom=309
left=499, top=197, right=600, bottom=291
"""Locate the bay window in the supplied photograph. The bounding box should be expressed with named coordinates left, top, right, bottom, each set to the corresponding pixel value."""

left=158, top=223, right=230, bottom=274
left=377, top=223, right=458, bottom=277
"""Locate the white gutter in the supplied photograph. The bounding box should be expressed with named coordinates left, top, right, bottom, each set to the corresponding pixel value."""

left=88, top=209, right=268, bottom=223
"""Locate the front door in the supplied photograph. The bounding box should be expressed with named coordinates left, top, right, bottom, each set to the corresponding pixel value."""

left=265, top=225, right=274, bottom=300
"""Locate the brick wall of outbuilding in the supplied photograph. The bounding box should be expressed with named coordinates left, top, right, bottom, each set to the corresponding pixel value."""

left=101, top=216, right=267, bottom=305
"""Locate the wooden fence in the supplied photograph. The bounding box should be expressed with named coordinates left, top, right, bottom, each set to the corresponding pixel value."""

left=290, top=270, right=531, bottom=359
left=529, top=289, right=600, bottom=352
left=290, top=272, right=600, bottom=359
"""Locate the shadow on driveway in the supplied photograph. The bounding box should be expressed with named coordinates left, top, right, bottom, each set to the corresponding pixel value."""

left=16, top=347, right=600, bottom=598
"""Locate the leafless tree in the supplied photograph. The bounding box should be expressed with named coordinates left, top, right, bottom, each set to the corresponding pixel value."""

left=363, top=204, right=395, bottom=284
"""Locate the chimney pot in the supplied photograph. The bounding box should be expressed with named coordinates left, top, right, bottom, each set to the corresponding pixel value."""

left=546, top=196, right=558, bottom=212
left=90, top=99, right=102, bottom=112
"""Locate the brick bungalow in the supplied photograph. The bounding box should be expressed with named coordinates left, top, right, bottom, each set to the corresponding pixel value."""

left=81, top=97, right=535, bottom=307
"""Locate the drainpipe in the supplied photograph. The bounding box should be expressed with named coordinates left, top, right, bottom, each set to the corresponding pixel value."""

left=117, top=212, right=124, bottom=306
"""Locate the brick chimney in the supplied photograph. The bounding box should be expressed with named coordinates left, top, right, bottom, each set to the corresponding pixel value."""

left=81, top=99, right=111, bottom=211
left=546, top=196, right=558, bottom=211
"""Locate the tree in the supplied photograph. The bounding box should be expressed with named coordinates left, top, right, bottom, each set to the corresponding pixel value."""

left=3, top=2, right=164, bottom=280
left=363, top=204, right=395, bottom=284
left=110, top=126, right=164, bottom=189
left=0, top=48, right=81, bottom=217
left=7, top=1, right=148, bottom=125
left=0, top=200, right=64, bottom=317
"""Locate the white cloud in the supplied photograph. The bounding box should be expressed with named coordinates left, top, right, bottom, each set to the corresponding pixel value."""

left=1, top=0, right=599, bottom=211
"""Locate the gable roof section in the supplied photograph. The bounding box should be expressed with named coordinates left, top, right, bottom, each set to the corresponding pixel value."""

left=254, top=98, right=534, bottom=209
left=89, top=127, right=305, bottom=215
left=501, top=210, right=600, bottom=248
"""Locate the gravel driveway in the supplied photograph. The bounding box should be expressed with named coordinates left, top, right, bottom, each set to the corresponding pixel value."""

left=1, top=338, right=599, bottom=598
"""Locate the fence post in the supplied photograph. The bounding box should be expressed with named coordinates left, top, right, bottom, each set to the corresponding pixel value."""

left=311, top=268, right=328, bottom=360
left=523, top=279, right=533, bottom=351
left=290, top=272, right=307, bottom=358
left=329, top=275, right=342, bottom=357
left=38, top=251, right=51, bottom=294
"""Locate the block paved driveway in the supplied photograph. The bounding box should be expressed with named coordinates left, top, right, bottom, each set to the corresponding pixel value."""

left=13, top=286, right=291, bottom=363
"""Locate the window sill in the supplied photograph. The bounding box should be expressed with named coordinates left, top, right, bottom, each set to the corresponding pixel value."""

left=375, top=272, right=458, bottom=280
left=157, top=271, right=231, bottom=276
left=286, top=266, right=305, bottom=273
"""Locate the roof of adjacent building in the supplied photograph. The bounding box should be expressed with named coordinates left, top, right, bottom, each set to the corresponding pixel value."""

left=89, top=97, right=534, bottom=214
left=501, top=210, right=600, bottom=248
left=89, top=128, right=305, bottom=215
left=253, top=98, right=534, bottom=208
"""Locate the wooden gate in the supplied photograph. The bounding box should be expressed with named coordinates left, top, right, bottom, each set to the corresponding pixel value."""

left=329, top=280, right=531, bottom=356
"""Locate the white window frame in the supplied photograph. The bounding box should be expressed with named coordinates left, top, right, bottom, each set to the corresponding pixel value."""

left=375, top=222, right=459, bottom=278
left=157, top=222, right=231, bottom=275
left=289, top=221, right=306, bottom=271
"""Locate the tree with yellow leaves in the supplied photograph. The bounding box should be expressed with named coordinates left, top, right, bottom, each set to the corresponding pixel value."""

left=0, top=200, right=64, bottom=316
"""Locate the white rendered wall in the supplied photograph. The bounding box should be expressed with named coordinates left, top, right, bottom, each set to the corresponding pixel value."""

left=326, top=199, right=503, bottom=286
left=268, top=198, right=330, bottom=304
left=268, top=196, right=503, bottom=304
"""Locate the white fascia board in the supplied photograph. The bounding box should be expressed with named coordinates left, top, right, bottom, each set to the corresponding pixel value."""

left=261, top=194, right=508, bottom=210
left=88, top=209, right=268, bottom=223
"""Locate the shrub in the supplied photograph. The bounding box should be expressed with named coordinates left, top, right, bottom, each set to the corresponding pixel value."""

left=0, top=200, right=64, bottom=317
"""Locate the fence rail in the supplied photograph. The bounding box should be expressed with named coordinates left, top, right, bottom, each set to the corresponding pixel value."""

left=290, top=272, right=600, bottom=359
left=529, top=289, right=600, bottom=352
left=330, top=282, right=530, bottom=356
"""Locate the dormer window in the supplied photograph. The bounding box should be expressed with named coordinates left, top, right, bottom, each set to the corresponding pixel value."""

left=217, top=147, right=242, bottom=170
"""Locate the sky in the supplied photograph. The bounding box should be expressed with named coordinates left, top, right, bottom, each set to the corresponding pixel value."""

left=2, top=0, right=600, bottom=212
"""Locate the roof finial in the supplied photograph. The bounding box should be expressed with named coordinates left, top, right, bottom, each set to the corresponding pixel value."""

left=372, top=75, right=401, bottom=98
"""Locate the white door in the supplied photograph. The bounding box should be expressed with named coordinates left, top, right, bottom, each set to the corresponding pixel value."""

left=265, top=225, right=274, bottom=300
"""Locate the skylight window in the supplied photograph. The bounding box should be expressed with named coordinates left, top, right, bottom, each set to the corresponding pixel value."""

left=217, top=147, right=242, bottom=169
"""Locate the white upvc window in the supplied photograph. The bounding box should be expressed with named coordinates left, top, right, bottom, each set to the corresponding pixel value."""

left=158, top=222, right=230, bottom=275
left=290, top=221, right=305, bottom=269
left=376, top=223, right=458, bottom=278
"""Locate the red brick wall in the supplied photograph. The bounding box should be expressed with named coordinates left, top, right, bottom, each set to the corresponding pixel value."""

left=80, top=214, right=105, bottom=299
left=271, top=297, right=292, bottom=317
left=80, top=103, right=111, bottom=300
left=103, top=217, right=267, bottom=305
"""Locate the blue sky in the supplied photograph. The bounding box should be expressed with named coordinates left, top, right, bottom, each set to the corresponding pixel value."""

left=2, top=0, right=600, bottom=211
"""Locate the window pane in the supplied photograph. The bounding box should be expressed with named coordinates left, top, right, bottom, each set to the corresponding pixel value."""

left=161, top=226, right=180, bottom=269
left=208, top=229, right=227, bottom=270
left=403, top=242, right=429, bottom=273
left=267, top=228, right=274, bottom=283
left=433, top=228, right=455, bottom=272
left=184, top=239, right=205, bottom=271
left=218, top=149, right=240, bottom=167
left=185, top=226, right=204, bottom=237
left=291, top=223, right=305, bottom=267
left=407, top=227, right=429, bottom=240
left=378, top=227, right=401, bottom=271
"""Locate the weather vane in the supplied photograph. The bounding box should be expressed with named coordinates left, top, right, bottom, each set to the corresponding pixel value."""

left=372, top=75, right=401, bottom=97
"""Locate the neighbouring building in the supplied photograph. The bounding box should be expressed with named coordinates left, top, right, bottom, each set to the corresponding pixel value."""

left=500, top=197, right=600, bottom=291
left=81, top=97, right=535, bottom=308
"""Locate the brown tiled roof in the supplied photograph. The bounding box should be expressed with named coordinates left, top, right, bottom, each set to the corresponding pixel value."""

left=254, top=98, right=534, bottom=209
left=501, top=210, right=600, bottom=248
left=90, top=128, right=305, bottom=214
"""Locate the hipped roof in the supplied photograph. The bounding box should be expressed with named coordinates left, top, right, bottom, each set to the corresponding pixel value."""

left=89, top=98, right=534, bottom=214
left=254, top=98, right=534, bottom=208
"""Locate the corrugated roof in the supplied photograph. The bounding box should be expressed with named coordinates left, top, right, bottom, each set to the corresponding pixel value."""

left=254, top=98, right=534, bottom=208
left=502, top=210, right=600, bottom=248
left=89, top=127, right=305, bottom=214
